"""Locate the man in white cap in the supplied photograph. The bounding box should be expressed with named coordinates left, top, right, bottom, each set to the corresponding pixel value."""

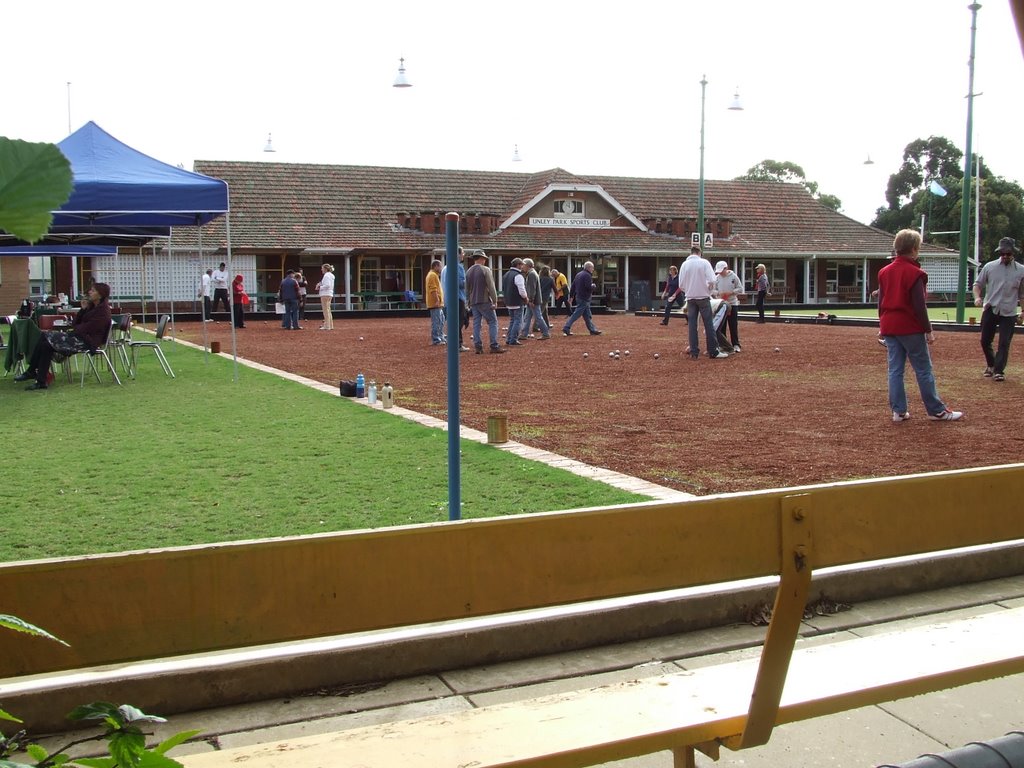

left=973, top=237, right=1024, bottom=381
left=714, top=260, right=744, bottom=352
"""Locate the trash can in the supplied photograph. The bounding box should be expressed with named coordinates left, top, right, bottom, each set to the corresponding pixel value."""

left=210, top=341, right=222, bottom=354
left=629, top=280, right=652, bottom=311
left=487, top=415, right=508, bottom=444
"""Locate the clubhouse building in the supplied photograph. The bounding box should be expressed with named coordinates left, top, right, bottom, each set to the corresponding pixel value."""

left=43, top=162, right=960, bottom=313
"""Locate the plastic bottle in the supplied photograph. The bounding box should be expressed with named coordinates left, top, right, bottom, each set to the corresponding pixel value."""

left=381, top=382, right=394, bottom=409
left=355, top=373, right=365, bottom=398
left=367, top=379, right=378, bottom=404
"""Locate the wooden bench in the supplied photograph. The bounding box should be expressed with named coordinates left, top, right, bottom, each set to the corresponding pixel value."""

left=3, top=465, right=1023, bottom=766
left=359, top=291, right=420, bottom=309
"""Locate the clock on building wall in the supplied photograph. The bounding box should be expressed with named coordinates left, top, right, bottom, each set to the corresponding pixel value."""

left=561, top=200, right=575, bottom=214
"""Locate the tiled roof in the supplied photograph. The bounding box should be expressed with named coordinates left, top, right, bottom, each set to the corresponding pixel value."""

left=185, top=161, right=952, bottom=258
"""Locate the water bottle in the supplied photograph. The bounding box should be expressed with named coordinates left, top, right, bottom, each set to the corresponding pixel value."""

left=367, top=379, right=378, bottom=404
left=355, top=373, right=365, bottom=398
left=381, top=382, right=394, bottom=409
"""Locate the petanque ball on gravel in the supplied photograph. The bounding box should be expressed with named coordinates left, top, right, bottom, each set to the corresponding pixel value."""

left=583, top=352, right=588, bottom=359
left=608, top=351, right=615, bottom=358
left=774, top=347, right=781, bottom=352
left=358, top=336, right=364, bottom=341
left=654, top=353, right=660, bottom=359
left=624, top=350, right=630, bottom=356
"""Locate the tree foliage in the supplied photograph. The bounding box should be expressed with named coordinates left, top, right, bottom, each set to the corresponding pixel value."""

left=735, top=159, right=842, bottom=212
left=0, top=138, right=73, bottom=243
left=871, top=136, right=1024, bottom=261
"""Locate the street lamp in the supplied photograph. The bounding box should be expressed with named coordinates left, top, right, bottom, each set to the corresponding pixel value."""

left=392, top=57, right=412, bottom=88
left=956, top=2, right=981, bottom=323
left=697, top=77, right=743, bottom=250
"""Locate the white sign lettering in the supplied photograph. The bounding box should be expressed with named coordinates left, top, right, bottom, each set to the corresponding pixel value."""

left=691, top=232, right=714, bottom=248
left=529, top=217, right=611, bottom=228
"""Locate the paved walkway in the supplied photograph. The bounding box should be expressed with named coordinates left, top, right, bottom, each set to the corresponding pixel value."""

left=30, top=575, right=1024, bottom=767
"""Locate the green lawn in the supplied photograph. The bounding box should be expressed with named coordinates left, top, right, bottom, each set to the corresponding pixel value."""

left=0, top=341, right=644, bottom=562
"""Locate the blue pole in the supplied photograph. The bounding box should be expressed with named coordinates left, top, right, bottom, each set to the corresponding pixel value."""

left=444, top=213, right=461, bottom=521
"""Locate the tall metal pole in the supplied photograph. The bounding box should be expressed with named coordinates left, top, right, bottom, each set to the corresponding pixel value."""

left=698, top=75, right=708, bottom=250
left=444, top=212, right=462, bottom=521
left=66, top=82, right=72, bottom=134
left=956, top=3, right=981, bottom=323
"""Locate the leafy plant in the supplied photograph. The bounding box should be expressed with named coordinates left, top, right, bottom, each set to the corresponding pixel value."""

left=0, top=137, right=73, bottom=243
left=0, top=617, right=198, bottom=767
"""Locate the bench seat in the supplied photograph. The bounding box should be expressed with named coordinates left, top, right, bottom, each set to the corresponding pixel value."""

left=181, top=606, right=1024, bottom=768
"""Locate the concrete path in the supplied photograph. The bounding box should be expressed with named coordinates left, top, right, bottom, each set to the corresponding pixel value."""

left=29, top=575, right=1024, bottom=767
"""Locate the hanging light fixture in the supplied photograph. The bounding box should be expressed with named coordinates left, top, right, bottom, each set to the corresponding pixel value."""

left=728, top=87, right=744, bottom=111
left=863, top=154, right=875, bottom=165
left=393, top=57, right=412, bottom=88
left=512, top=144, right=522, bottom=162
left=263, top=133, right=275, bottom=153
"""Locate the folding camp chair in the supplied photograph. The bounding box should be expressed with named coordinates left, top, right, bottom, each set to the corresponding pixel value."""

left=129, top=314, right=175, bottom=378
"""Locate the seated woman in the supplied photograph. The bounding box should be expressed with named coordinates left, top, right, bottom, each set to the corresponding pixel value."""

left=15, top=282, right=112, bottom=391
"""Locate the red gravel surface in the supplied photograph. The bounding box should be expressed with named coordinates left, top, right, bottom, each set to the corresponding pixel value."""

left=177, top=313, right=1020, bottom=496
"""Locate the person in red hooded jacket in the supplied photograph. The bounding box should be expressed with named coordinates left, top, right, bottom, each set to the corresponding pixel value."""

left=231, top=274, right=247, bottom=329
left=877, top=229, right=962, bottom=423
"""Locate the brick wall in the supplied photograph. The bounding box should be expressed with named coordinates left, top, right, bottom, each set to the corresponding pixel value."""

left=0, top=257, right=29, bottom=315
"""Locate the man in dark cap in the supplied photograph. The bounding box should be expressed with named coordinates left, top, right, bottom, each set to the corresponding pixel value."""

left=972, top=237, right=1024, bottom=381
left=465, top=251, right=505, bottom=354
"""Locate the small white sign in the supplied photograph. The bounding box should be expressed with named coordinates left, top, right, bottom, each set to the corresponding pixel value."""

left=690, top=233, right=714, bottom=248
left=529, top=217, right=611, bottom=228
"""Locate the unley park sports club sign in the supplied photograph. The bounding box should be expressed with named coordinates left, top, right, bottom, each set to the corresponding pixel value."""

left=528, top=217, right=714, bottom=247
left=529, top=217, right=611, bottom=227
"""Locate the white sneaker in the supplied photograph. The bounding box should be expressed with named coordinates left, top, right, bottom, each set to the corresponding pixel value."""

left=710, top=351, right=729, bottom=359
left=928, top=408, right=964, bottom=421
left=733, top=345, right=741, bottom=353
left=892, top=411, right=910, bottom=423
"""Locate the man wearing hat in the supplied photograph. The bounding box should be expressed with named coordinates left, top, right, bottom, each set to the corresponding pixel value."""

left=714, top=260, right=744, bottom=352
left=972, top=237, right=1024, bottom=382
left=465, top=251, right=505, bottom=354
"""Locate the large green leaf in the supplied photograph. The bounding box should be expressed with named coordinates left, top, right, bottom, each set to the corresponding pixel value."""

left=0, top=137, right=73, bottom=243
left=0, top=615, right=69, bottom=646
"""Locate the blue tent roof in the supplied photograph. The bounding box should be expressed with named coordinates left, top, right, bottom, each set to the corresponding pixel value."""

left=52, top=121, right=229, bottom=228
left=0, top=245, right=115, bottom=257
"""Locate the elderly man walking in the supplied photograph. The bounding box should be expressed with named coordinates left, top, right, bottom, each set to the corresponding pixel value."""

left=561, top=262, right=603, bottom=336
left=973, top=237, right=1024, bottom=382
left=502, top=258, right=529, bottom=346
left=465, top=251, right=505, bottom=354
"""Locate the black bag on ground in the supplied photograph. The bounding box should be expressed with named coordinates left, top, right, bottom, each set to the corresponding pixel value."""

left=340, top=380, right=357, bottom=397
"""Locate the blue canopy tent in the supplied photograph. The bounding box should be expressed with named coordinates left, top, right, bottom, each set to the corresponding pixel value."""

left=53, top=122, right=228, bottom=229
left=1, top=122, right=235, bottom=371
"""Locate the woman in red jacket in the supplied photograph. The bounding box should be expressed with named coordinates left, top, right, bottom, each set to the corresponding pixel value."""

left=232, top=274, right=248, bottom=329
left=877, top=230, right=962, bottom=423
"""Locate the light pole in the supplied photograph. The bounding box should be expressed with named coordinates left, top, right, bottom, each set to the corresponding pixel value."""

left=956, top=2, right=981, bottom=323
left=697, top=76, right=743, bottom=250
left=698, top=76, right=708, bottom=250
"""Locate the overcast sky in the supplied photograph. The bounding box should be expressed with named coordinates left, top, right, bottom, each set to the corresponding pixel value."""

left=4, top=1, right=1021, bottom=226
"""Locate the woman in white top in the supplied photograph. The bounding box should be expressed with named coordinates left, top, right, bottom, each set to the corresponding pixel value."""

left=316, top=264, right=336, bottom=330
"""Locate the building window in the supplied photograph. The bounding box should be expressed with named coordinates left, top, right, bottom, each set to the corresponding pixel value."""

left=554, top=199, right=583, bottom=216
left=771, top=261, right=786, bottom=293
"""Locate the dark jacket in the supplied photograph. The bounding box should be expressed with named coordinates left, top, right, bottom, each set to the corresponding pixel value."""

left=278, top=276, right=300, bottom=301
left=570, top=269, right=594, bottom=304
left=502, top=267, right=524, bottom=308
left=72, top=300, right=113, bottom=350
